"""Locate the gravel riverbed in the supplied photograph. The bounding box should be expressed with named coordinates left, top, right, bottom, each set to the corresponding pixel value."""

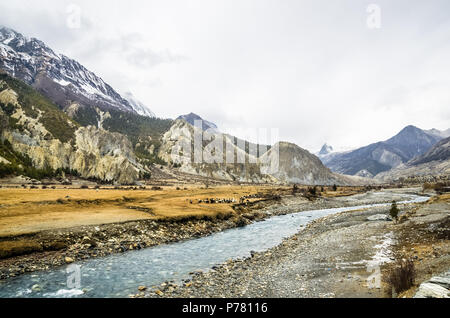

left=138, top=189, right=449, bottom=298
left=0, top=188, right=434, bottom=292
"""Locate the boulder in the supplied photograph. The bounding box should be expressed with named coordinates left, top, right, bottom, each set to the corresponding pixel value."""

left=414, top=282, right=449, bottom=298
left=366, top=214, right=392, bottom=221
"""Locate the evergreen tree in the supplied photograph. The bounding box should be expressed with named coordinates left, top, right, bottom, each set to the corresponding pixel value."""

left=390, top=201, right=399, bottom=221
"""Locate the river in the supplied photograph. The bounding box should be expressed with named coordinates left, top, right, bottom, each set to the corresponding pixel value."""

left=0, top=192, right=429, bottom=298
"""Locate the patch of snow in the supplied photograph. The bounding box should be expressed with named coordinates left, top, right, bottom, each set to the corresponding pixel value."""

left=123, top=91, right=156, bottom=117
left=53, top=78, right=71, bottom=86
left=367, top=232, right=395, bottom=267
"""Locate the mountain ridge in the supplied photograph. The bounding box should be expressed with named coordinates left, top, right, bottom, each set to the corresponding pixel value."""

left=320, top=125, right=444, bottom=177
left=0, top=26, right=155, bottom=117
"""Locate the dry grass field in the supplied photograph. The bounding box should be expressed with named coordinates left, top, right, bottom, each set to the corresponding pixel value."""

left=0, top=185, right=284, bottom=237
left=0, top=183, right=368, bottom=266
left=0, top=183, right=366, bottom=238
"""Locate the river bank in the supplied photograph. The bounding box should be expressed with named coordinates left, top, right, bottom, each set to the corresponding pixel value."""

left=0, top=187, right=406, bottom=282
left=140, top=190, right=449, bottom=298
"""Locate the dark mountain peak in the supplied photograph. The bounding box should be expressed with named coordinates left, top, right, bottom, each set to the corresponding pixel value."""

left=389, top=125, right=422, bottom=139
left=322, top=125, right=443, bottom=177
left=409, top=136, right=450, bottom=165
left=318, top=143, right=333, bottom=155
left=386, top=125, right=440, bottom=148
left=177, top=113, right=218, bottom=131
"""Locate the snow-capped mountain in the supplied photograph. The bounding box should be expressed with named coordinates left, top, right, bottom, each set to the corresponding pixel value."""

left=318, top=143, right=333, bottom=156
left=123, top=92, right=155, bottom=117
left=425, top=128, right=450, bottom=139
left=0, top=26, right=154, bottom=117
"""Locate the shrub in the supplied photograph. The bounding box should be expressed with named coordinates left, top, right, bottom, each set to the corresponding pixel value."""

left=0, top=162, right=15, bottom=178
left=389, top=201, right=399, bottom=221
left=141, top=171, right=151, bottom=180
left=387, top=259, right=416, bottom=294
left=308, top=186, right=317, bottom=196
left=332, top=184, right=337, bottom=191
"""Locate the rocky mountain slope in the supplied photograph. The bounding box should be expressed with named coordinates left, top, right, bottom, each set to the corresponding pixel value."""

left=0, top=73, right=143, bottom=183
left=322, top=125, right=443, bottom=177
left=0, top=26, right=402, bottom=186
left=0, top=27, right=173, bottom=169
left=158, top=119, right=275, bottom=183
left=408, top=136, right=450, bottom=165
left=0, top=71, right=369, bottom=185
left=176, top=113, right=270, bottom=158
left=123, top=92, right=155, bottom=118
left=376, top=136, right=450, bottom=182
left=426, top=128, right=450, bottom=139
left=259, top=142, right=344, bottom=185
left=0, top=27, right=155, bottom=117
left=318, top=143, right=333, bottom=156
left=176, top=112, right=218, bottom=132
left=159, top=119, right=363, bottom=185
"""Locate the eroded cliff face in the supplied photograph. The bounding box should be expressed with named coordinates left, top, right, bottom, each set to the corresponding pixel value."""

left=259, top=141, right=344, bottom=185
left=158, top=120, right=361, bottom=185
left=158, top=120, right=277, bottom=183
left=0, top=85, right=141, bottom=184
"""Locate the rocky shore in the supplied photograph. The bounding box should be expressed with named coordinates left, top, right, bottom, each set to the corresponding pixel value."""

left=136, top=190, right=449, bottom=298
left=0, top=189, right=414, bottom=281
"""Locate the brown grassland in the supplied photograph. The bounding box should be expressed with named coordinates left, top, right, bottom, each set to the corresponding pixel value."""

left=0, top=184, right=365, bottom=260
left=0, top=184, right=363, bottom=237
left=0, top=185, right=267, bottom=237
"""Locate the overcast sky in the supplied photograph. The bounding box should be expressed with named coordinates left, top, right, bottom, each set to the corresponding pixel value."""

left=1, top=0, right=450, bottom=152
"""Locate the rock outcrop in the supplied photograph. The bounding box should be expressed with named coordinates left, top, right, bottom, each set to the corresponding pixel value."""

left=0, top=77, right=141, bottom=184
left=158, top=119, right=275, bottom=183
left=414, top=271, right=450, bottom=298
left=159, top=120, right=364, bottom=185
left=259, top=141, right=344, bottom=185
left=375, top=136, right=450, bottom=182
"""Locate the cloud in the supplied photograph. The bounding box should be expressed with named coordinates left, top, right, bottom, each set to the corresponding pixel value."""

left=126, top=47, right=187, bottom=68
left=71, top=32, right=187, bottom=70
left=0, top=0, right=449, bottom=152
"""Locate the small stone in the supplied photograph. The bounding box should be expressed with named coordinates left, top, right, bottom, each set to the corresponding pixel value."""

left=138, top=286, right=147, bottom=291
left=31, top=284, right=41, bottom=292
left=64, top=257, right=74, bottom=263
left=367, top=214, right=392, bottom=221
left=155, top=290, right=163, bottom=296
